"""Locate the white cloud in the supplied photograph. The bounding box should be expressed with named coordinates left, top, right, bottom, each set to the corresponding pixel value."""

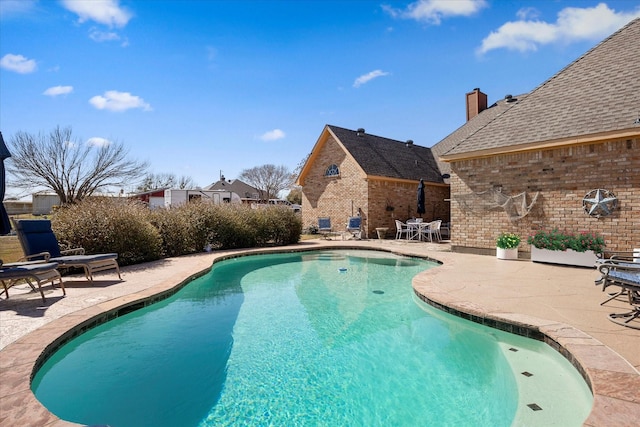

left=88, top=28, right=129, bottom=46
left=478, top=3, right=640, bottom=54
left=353, top=70, right=390, bottom=88
left=383, top=0, right=487, bottom=25
left=516, top=7, right=540, bottom=21
left=0, top=0, right=37, bottom=16
left=0, top=53, right=37, bottom=73
left=89, top=28, right=120, bottom=42
left=61, top=0, right=133, bottom=28
left=89, top=90, right=152, bottom=112
left=86, top=137, right=112, bottom=147
left=260, top=129, right=286, bottom=141
left=43, top=85, right=74, bottom=96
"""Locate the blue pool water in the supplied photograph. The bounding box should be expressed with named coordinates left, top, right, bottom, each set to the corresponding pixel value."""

left=32, top=250, right=592, bottom=426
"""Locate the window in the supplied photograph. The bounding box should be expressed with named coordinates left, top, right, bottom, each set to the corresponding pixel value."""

left=325, top=164, right=339, bottom=177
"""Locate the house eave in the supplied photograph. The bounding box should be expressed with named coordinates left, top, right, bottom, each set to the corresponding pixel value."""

left=367, top=175, right=449, bottom=187
left=439, top=128, right=640, bottom=162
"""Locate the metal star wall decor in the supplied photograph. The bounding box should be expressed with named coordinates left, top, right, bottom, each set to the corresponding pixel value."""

left=582, top=189, right=618, bottom=218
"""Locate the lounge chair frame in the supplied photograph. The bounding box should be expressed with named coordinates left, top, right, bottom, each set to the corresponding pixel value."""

left=597, top=261, right=640, bottom=329
left=0, top=260, right=64, bottom=303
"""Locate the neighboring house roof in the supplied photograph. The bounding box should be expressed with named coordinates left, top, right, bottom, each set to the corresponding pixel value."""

left=441, top=17, right=640, bottom=160
left=204, top=179, right=260, bottom=199
left=320, top=125, right=444, bottom=183
left=129, top=188, right=169, bottom=197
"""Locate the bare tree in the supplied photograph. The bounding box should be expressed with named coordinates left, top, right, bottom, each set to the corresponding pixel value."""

left=238, top=164, right=292, bottom=200
left=7, top=126, right=148, bottom=204
left=287, top=187, right=302, bottom=204
left=137, top=173, right=197, bottom=191
left=176, top=175, right=197, bottom=189
left=285, top=153, right=310, bottom=204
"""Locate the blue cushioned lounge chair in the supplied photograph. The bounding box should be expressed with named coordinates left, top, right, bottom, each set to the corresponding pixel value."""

left=13, top=219, right=121, bottom=282
left=0, top=260, right=64, bottom=302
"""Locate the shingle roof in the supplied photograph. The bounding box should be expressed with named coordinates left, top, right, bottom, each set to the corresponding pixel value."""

left=442, top=17, right=640, bottom=157
left=430, top=94, right=526, bottom=171
left=204, top=179, right=260, bottom=198
left=327, top=125, right=444, bottom=183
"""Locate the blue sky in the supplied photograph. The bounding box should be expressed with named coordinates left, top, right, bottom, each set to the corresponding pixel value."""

left=1, top=0, right=639, bottom=196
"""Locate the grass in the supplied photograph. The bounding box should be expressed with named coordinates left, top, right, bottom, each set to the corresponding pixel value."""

left=0, top=235, right=24, bottom=263
left=300, top=234, right=322, bottom=241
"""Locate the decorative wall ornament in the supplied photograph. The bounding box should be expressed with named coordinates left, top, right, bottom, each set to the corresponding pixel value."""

left=454, top=188, right=539, bottom=222
left=582, top=189, right=617, bottom=218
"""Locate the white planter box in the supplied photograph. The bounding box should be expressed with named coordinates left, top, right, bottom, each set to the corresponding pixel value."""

left=496, top=247, right=518, bottom=260
left=531, top=247, right=597, bottom=268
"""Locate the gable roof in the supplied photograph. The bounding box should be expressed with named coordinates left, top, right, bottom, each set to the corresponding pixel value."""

left=204, top=179, right=260, bottom=199
left=441, top=17, right=640, bottom=160
left=326, top=125, right=444, bottom=183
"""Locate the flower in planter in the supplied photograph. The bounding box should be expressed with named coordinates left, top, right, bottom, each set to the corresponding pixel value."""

left=496, top=232, right=521, bottom=249
left=527, top=229, right=605, bottom=253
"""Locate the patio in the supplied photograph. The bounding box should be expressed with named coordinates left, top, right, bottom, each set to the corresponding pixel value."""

left=1, top=238, right=638, bottom=426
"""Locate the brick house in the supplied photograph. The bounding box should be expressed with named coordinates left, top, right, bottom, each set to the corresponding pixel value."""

left=438, top=18, right=640, bottom=254
left=297, top=125, right=450, bottom=238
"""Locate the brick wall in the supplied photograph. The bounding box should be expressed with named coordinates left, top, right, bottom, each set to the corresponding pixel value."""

left=301, top=135, right=368, bottom=235
left=368, top=180, right=450, bottom=235
left=301, top=135, right=451, bottom=238
left=450, top=138, right=639, bottom=253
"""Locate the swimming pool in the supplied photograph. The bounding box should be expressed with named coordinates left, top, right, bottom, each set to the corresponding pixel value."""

left=31, top=250, right=592, bottom=426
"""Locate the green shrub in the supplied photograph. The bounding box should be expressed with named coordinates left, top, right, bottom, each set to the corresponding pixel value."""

left=527, top=229, right=605, bottom=253
left=495, top=232, right=521, bottom=249
left=51, top=198, right=302, bottom=266
left=246, top=206, right=301, bottom=246
left=52, top=198, right=163, bottom=265
left=148, top=204, right=198, bottom=257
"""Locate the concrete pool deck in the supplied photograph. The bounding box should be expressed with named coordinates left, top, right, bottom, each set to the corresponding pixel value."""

left=1, top=239, right=638, bottom=426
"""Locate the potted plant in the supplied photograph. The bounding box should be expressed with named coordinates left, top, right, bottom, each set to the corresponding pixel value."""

left=527, top=229, right=605, bottom=267
left=496, top=232, right=521, bottom=260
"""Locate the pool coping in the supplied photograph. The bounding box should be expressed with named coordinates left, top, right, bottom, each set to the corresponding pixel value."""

left=0, top=243, right=639, bottom=426
left=410, top=253, right=640, bottom=427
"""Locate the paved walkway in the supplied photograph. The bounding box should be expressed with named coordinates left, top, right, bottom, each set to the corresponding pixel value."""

left=1, top=239, right=638, bottom=426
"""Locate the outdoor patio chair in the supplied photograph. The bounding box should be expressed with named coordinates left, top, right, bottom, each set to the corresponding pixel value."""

left=597, top=261, right=640, bottom=329
left=394, top=220, right=411, bottom=240
left=595, top=252, right=638, bottom=304
left=12, top=219, right=121, bottom=282
left=0, top=259, right=64, bottom=303
left=345, top=216, right=362, bottom=240
left=421, top=220, right=442, bottom=242
left=318, top=217, right=339, bottom=240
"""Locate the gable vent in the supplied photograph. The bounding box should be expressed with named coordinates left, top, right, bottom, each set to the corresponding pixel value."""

left=356, top=128, right=365, bottom=137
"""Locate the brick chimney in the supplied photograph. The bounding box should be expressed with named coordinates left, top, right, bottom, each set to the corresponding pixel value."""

left=466, top=88, right=487, bottom=121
